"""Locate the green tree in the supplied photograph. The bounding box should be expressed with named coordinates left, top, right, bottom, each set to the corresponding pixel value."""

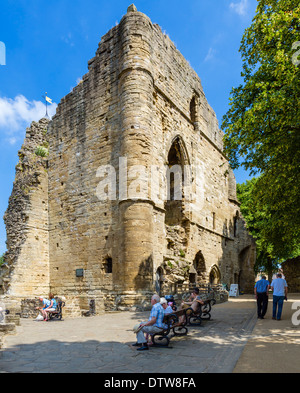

left=0, top=254, right=5, bottom=267
left=222, top=0, right=300, bottom=258
left=237, top=178, right=281, bottom=280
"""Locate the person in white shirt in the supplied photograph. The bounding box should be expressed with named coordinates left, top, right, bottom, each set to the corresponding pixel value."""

left=271, top=273, right=288, bottom=320
left=160, top=297, right=174, bottom=314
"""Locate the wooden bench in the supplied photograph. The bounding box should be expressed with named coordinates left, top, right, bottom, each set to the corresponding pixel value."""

left=151, top=307, right=193, bottom=347
left=187, top=298, right=216, bottom=326
left=47, top=300, right=65, bottom=321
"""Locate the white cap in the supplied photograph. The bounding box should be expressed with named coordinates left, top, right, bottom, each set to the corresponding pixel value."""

left=160, top=297, right=167, bottom=305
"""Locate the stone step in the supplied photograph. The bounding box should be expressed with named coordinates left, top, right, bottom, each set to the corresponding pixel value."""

left=0, top=323, right=16, bottom=334
left=5, top=314, right=21, bottom=326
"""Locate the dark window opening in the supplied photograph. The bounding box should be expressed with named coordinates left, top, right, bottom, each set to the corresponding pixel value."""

left=104, top=257, right=112, bottom=274
left=233, top=212, right=239, bottom=237
left=165, top=137, right=185, bottom=226
left=190, top=96, right=196, bottom=123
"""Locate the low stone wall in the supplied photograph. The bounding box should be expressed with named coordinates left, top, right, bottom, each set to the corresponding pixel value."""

left=21, top=298, right=40, bottom=318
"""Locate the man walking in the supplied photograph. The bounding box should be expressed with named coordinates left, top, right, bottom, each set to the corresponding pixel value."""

left=271, top=273, right=288, bottom=320
left=254, top=275, right=270, bottom=319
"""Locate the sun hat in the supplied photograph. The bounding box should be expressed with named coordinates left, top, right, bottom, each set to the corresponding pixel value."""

left=133, top=323, right=143, bottom=333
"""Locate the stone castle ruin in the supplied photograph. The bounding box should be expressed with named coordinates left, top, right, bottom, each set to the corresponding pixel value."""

left=0, top=5, right=255, bottom=316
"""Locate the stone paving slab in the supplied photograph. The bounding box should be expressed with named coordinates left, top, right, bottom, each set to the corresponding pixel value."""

left=233, top=294, right=300, bottom=373
left=0, top=296, right=262, bottom=373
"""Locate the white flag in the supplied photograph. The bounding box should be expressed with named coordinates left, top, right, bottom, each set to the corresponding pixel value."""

left=45, top=96, right=52, bottom=104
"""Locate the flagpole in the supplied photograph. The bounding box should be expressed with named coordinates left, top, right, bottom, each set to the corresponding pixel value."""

left=45, top=92, right=49, bottom=118
left=42, top=92, right=52, bottom=119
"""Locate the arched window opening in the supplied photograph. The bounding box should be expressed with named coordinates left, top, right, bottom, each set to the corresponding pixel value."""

left=190, top=96, right=196, bottom=124
left=233, top=211, right=239, bottom=237
left=165, top=137, right=186, bottom=226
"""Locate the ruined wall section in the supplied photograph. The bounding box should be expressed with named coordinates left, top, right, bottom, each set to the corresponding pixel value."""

left=147, top=17, right=255, bottom=292
left=47, top=24, right=124, bottom=315
left=151, top=23, right=224, bottom=152
left=0, top=118, right=50, bottom=299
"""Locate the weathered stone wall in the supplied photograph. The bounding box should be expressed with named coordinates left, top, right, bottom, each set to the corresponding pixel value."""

left=46, top=5, right=255, bottom=311
left=0, top=118, right=50, bottom=300
left=46, top=22, right=121, bottom=316
left=1, top=5, right=256, bottom=316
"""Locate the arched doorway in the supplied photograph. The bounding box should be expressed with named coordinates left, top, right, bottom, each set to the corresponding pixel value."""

left=209, top=265, right=221, bottom=285
left=155, top=267, right=164, bottom=296
left=189, top=251, right=206, bottom=285
left=238, top=245, right=254, bottom=292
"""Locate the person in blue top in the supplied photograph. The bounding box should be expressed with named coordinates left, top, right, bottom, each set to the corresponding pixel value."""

left=254, top=276, right=270, bottom=319
left=44, top=293, right=57, bottom=321
left=271, top=273, right=288, bottom=321
left=160, top=298, right=174, bottom=314
left=132, top=294, right=167, bottom=351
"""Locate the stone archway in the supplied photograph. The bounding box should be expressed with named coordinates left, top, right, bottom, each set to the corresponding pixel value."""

left=189, top=251, right=206, bottom=285
left=155, top=267, right=164, bottom=296
left=209, top=265, right=221, bottom=285
left=238, top=245, right=252, bottom=292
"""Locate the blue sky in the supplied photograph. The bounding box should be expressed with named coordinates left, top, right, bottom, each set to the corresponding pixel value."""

left=0, top=0, right=258, bottom=255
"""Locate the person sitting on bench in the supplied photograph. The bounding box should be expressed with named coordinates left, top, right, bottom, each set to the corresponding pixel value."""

left=44, top=293, right=57, bottom=321
left=181, top=288, right=204, bottom=311
left=132, top=294, right=167, bottom=351
left=160, top=297, right=174, bottom=314
left=36, top=296, right=51, bottom=320
left=178, top=288, right=205, bottom=324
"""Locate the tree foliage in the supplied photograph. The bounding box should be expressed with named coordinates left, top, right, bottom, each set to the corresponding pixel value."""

left=222, top=0, right=300, bottom=259
left=237, top=178, right=284, bottom=275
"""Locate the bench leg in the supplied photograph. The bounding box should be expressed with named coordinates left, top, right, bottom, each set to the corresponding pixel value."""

left=152, top=334, right=171, bottom=348
left=201, top=312, right=211, bottom=320
left=172, top=326, right=188, bottom=336
left=188, top=315, right=202, bottom=326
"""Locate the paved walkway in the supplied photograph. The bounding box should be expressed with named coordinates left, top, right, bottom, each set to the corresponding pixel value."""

left=0, top=294, right=299, bottom=373
left=234, top=293, right=300, bottom=373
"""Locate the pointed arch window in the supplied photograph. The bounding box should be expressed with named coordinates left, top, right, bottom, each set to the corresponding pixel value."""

left=165, top=136, right=189, bottom=225
left=190, top=96, right=197, bottom=124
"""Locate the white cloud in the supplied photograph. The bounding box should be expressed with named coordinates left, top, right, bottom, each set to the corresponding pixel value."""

left=61, top=32, right=75, bottom=47
left=229, top=0, right=249, bottom=16
left=204, top=47, right=216, bottom=62
left=0, top=95, right=57, bottom=145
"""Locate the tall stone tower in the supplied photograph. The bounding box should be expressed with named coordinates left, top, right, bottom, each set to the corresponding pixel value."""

left=1, top=5, right=255, bottom=316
